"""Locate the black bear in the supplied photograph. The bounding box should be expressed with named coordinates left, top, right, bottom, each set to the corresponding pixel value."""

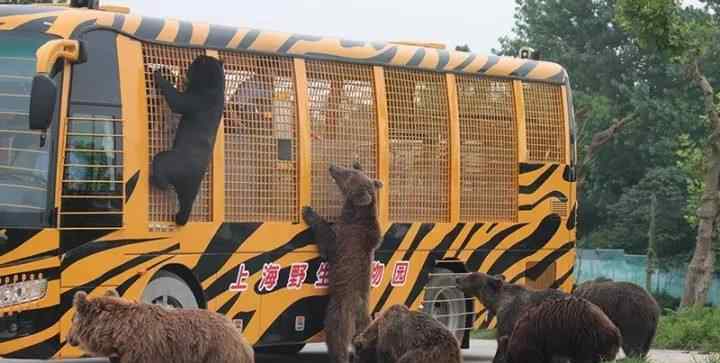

left=151, top=55, right=225, bottom=225
left=302, top=162, right=383, bottom=363
left=492, top=296, right=621, bottom=363
left=573, top=278, right=661, bottom=358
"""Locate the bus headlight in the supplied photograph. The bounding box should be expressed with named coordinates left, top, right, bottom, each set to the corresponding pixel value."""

left=0, top=279, right=48, bottom=308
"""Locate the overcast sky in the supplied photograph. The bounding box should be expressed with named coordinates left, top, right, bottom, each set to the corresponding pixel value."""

left=117, top=0, right=705, bottom=55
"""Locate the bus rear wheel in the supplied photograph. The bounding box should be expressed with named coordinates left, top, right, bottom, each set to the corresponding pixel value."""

left=141, top=270, right=199, bottom=309
left=422, top=268, right=469, bottom=343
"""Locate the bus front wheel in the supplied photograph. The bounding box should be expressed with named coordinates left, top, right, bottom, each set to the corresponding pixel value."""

left=422, top=268, right=469, bottom=343
left=141, top=270, right=199, bottom=309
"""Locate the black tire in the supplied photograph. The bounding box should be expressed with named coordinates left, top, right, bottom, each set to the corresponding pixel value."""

left=141, top=270, right=199, bottom=309
left=422, top=268, right=469, bottom=343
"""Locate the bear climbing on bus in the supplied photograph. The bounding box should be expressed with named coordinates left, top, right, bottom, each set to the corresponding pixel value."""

left=151, top=55, right=225, bottom=225
left=302, top=161, right=383, bottom=363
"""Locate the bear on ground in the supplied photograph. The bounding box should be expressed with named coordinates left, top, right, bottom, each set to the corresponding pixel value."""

left=573, top=278, right=660, bottom=358
left=455, top=272, right=567, bottom=341
left=302, top=162, right=383, bottom=363
left=151, top=55, right=225, bottom=226
left=352, top=304, right=462, bottom=363
left=68, top=289, right=254, bottom=363
left=492, top=296, right=621, bottom=363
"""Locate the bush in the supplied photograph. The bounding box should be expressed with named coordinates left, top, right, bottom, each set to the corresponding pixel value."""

left=654, top=307, right=720, bottom=353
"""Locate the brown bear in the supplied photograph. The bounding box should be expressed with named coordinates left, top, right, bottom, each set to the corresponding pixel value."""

left=573, top=278, right=660, bottom=358
left=302, top=162, right=383, bottom=363
left=455, top=272, right=567, bottom=340
left=68, top=289, right=254, bottom=363
left=493, top=296, right=621, bottom=363
left=352, top=304, right=462, bottom=363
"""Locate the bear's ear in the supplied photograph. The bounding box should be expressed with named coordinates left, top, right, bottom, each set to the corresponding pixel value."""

left=488, top=275, right=504, bottom=290
left=373, top=180, right=383, bottom=189
left=73, top=291, right=89, bottom=313
left=104, top=289, right=119, bottom=298
left=352, top=161, right=363, bottom=171
left=496, top=274, right=506, bottom=281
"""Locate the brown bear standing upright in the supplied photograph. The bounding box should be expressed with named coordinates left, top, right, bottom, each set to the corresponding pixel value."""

left=492, top=296, right=621, bottom=363
left=68, top=290, right=254, bottom=363
left=455, top=272, right=567, bottom=340
left=352, top=304, right=462, bottom=363
left=573, top=278, right=660, bottom=358
left=302, top=162, right=383, bottom=363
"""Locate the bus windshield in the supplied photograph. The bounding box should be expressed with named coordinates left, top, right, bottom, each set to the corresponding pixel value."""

left=0, top=30, right=56, bottom=227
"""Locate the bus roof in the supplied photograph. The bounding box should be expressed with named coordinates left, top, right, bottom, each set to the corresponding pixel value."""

left=0, top=4, right=569, bottom=84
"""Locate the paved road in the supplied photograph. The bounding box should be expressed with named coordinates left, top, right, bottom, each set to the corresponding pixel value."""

left=0, top=340, right=710, bottom=362
left=256, top=340, right=712, bottom=363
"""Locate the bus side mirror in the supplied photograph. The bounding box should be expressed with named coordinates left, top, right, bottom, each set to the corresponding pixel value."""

left=29, top=75, right=57, bottom=131
left=28, top=39, right=85, bottom=132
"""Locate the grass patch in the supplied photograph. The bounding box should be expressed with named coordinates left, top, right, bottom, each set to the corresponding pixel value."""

left=470, top=329, right=496, bottom=340
left=654, top=307, right=720, bottom=353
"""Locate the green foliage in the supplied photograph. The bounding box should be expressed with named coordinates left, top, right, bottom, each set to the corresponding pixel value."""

left=616, top=0, right=692, bottom=60
left=599, top=166, right=695, bottom=258
left=654, top=307, right=720, bottom=352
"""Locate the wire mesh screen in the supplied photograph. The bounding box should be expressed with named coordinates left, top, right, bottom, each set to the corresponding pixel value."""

left=220, top=51, right=298, bottom=222
left=142, top=44, right=212, bottom=227
left=523, top=82, right=566, bottom=163
left=457, top=76, right=518, bottom=222
left=385, top=68, right=450, bottom=222
left=60, top=115, right=124, bottom=228
left=306, top=60, right=378, bottom=221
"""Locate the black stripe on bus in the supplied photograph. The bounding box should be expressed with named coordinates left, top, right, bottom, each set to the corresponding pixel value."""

left=174, top=20, right=193, bottom=44
left=519, top=191, right=567, bottom=211
left=510, top=61, right=539, bottom=78
left=111, top=14, right=125, bottom=30
left=237, top=29, right=261, bottom=49
left=520, top=163, right=545, bottom=174
left=193, top=223, right=262, bottom=282
left=453, top=53, right=476, bottom=72
left=206, top=24, right=238, bottom=49
left=406, top=48, right=425, bottom=67
left=135, top=17, right=165, bottom=41
left=567, top=204, right=577, bottom=230
left=277, top=34, right=323, bottom=54
left=478, top=55, right=500, bottom=73
left=452, top=223, right=483, bottom=258
left=62, top=237, right=166, bottom=269
left=519, top=164, right=559, bottom=194
left=508, top=241, right=575, bottom=284
left=125, top=170, right=140, bottom=202
left=551, top=266, right=574, bottom=289
left=486, top=215, right=561, bottom=276
left=436, top=49, right=451, bottom=71
left=5, top=333, right=59, bottom=359
left=465, top=223, right=527, bottom=271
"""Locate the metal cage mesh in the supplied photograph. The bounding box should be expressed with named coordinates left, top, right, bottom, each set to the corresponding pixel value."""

left=306, top=60, right=378, bottom=221
left=457, top=76, right=518, bottom=222
left=523, top=82, right=566, bottom=163
left=142, top=44, right=212, bottom=228
left=221, top=51, right=298, bottom=222
left=385, top=68, right=450, bottom=222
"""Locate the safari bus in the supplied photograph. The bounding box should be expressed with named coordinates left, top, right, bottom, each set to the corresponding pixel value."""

left=0, top=0, right=577, bottom=358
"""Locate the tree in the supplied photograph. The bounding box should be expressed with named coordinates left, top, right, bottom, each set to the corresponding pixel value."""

left=646, top=193, right=658, bottom=291
left=617, top=0, right=720, bottom=306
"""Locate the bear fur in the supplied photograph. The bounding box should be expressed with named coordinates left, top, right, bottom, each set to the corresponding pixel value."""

left=302, top=162, right=383, bottom=363
left=455, top=272, right=567, bottom=340
left=492, top=296, right=621, bottom=363
left=67, top=290, right=253, bottom=363
left=352, top=304, right=462, bottom=363
left=151, top=55, right=225, bottom=226
left=573, top=278, right=660, bottom=358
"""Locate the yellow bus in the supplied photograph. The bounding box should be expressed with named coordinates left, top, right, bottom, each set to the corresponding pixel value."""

left=0, top=1, right=577, bottom=358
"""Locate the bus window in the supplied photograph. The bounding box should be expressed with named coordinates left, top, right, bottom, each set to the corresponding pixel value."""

left=385, top=68, right=449, bottom=223
left=61, top=30, right=123, bottom=229
left=522, top=82, right=566, bottom=164
left=306, top=60, right=377, bottom=221
left=457, top=76, right=518, bottom=222
left=221, top=52, right=298, bottom=222
left=142, top=44, right=211, bottom=226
